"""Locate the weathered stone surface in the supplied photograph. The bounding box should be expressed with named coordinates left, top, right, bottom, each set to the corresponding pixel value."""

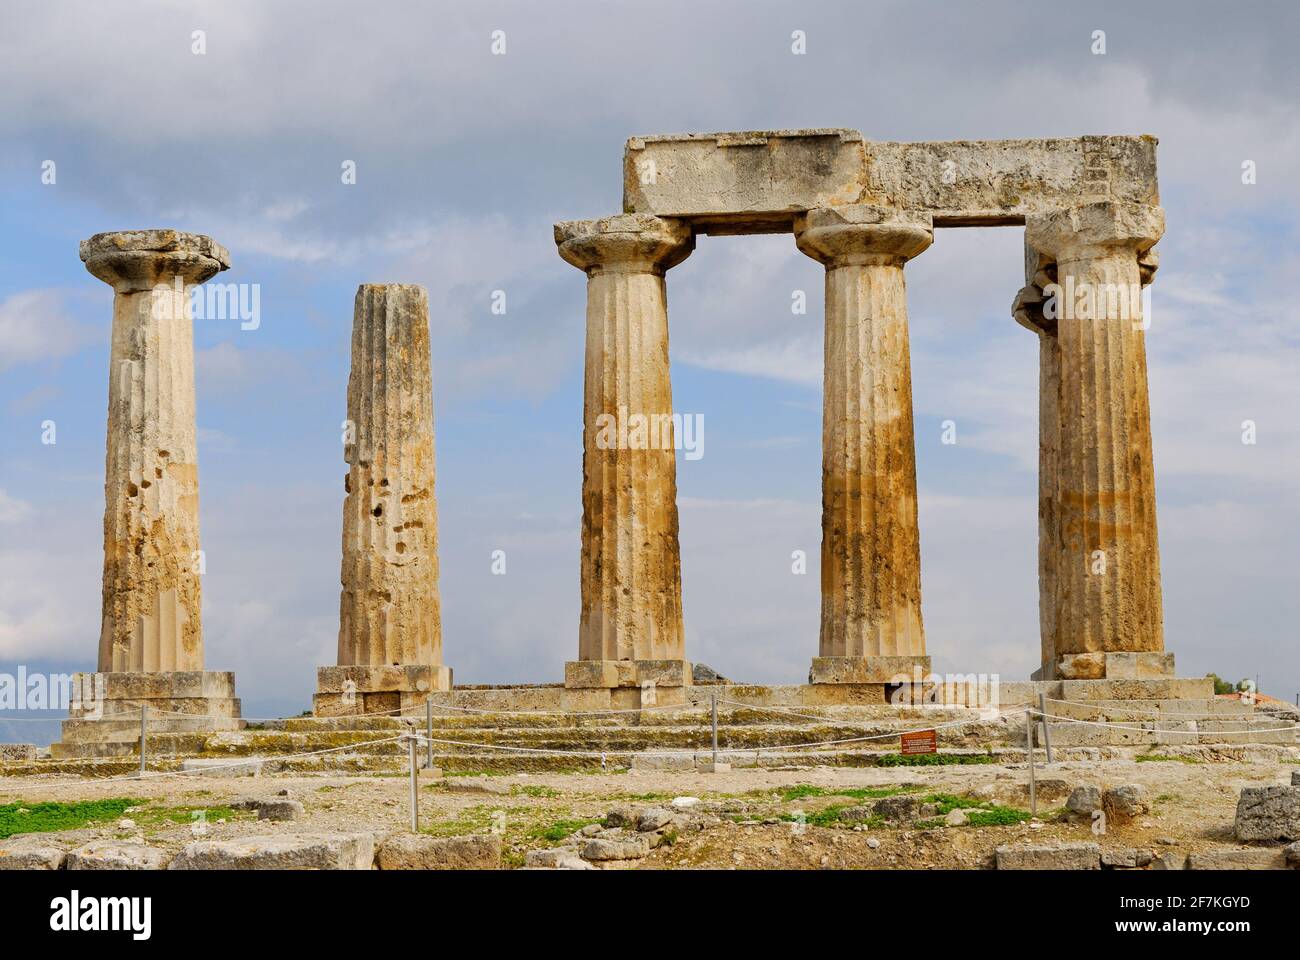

left=0, top=835, right=67, bottom=870
left=1025, top=201, right=1165, bottom=664
left=0, top=744, right=36, bottom=761
left=1066, top=784, right=1102, bottom=816
left=82, top=231, right=229, bottom=674
left=636, top=807, right=676, bottom=832
left=555, top=215, right=694, bottom=664
left=795, top=206, right=931, bottom=663
left=581, top=836, right=650, bottom=861
left=872, top=795, right=919, bottom=821
left=169, top=833, right=374, bottom=870
left=1150, top=852, right=1186, bottom=870
left=1103, top=784, right=1149, bottom=822
left=375, top=834, right=501, bottom=870
left=1292, top=770, right=1300, bottom=787
left=1286, top=840, right=1300, bottom=867
left=256, top=799, right=304, bottom=822
left=444, top=778, right=510, bottom=796
left=67, top=840, right=168, bottom=871
left=1187, top=848, right=1289, bottom=870
left=333, top=284, right=445, bottom=678
left=809, top=656, right=931, bottom=685
left=624, top=132, right=1159, bottom=231
left=1234, top=785, right=1300, bottom=842
left=996, top=842, right=1101, bottom=870
left=1101, top=847, right=1153, bottom=869
left=524, top=848, right=593, bottom=869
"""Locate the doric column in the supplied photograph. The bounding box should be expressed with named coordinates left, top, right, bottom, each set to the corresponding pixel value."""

left=554, top=215, right=694, bottom=705
left=1025, top=200, right=1168, bottom=679
left=81, top=230, right=228, bottom=674
left=315, top=284, right=450, bottom=715
left=795, top=205, right=932, bottom=684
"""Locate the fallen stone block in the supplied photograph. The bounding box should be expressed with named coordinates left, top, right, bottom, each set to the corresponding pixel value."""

left=636, top=807, right=675, bottom=832
left=1066, top=784, right=1102, bottom=816
left=67, top=841, right=168, bottom=870
left=256, top=800, right=304, bottom=822
left=1102, top=784, right=1149, bottom=822
left=1151, top=852, right=1186, bottom=870
left=1234, top=785, right=1300, bottom=842
left=169, top=833, right=374, bottom=870
left=995, top=842, right=1101, bottom=870
left=581, top=837, right=650, bottom=862
left=525, top=848, right=594, bottom=870
left=873, top=796, right=918, bottom=821
left=0, top=835, right=67, bottom=870
left=944, top=808, right=969, bottom=827
left=1187, top=848, right=1289, bottom=870
left=604, top=806, right=640, bottom=828
left=375, top=834, right=500, bottom=870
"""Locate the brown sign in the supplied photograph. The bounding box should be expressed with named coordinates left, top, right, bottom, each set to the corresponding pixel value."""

left=900, top=729, right=937, bottom=755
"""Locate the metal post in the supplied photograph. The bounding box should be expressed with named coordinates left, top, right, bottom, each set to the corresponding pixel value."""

left=138, top=703, right=147, bottom=779
left=407, top=731, right=419, bottom=832
left=711, top=693, right=719, bottom=765
left=425, top=699, right=434, bottom=770
left=1038, top=693, right=1054, bottom=764
left=1026, top=708, right=1037, bottom=817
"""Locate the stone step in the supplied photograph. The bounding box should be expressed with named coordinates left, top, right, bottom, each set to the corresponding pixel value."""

left=59, top=716, right=244, bottom=743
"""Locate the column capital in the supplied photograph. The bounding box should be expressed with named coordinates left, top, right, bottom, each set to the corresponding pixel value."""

left=794, top=204, right=932, bottom=267
left=554, top=214, right=694, bottom=275
left=81, top=230, right=230, bottom=293
left=1025, top=200, right=1164, bottom=264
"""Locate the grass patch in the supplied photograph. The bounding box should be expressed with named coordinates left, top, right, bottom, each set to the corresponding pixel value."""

left=765, top=784, right=919, bottom=803
left=511, top=785, right=560, bottom=798
left=1135, top=753, right=1203, bottom=764
left=917, top=792, right=1032, bottom=827
left=875, top=753, right=997, bottom=767
left=526, top=817, right=602, bottom=843
left=0, top=798, right=139, bottom=838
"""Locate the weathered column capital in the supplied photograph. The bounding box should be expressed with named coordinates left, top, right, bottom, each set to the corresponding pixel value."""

left=794, top=204, right=933, bottom=266
left=1025, top=200, right=1164, bottom=265
left=80, top=229, right=231, bottom=293
left=554, top=214, right=694, bottom=275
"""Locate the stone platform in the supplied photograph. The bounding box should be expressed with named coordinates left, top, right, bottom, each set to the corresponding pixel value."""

left=313, top=665, right=453, bottom=717
left=51, top=671, right=242, bottom=759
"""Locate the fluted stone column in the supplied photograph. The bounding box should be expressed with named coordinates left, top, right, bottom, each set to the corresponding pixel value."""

left=795, top=205, right=933, bottom=685
left=82, top=230, right=228, bottom=673
left=555, top=215, right=694, bottom=707
left=315, top=284, right=450, bottom=716
left=1025, top=200, right=1169, bottom=680
left=55, top=231, right=242, bottom=757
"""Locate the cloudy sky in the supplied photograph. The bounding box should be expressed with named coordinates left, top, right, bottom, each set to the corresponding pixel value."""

left=0, top=0, right=1296, bottom=734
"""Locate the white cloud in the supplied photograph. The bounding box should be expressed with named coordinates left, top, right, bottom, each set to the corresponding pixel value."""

left=0, top=290, right=98, bottom=372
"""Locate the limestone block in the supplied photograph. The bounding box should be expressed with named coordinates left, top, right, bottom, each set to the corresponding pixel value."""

left=315, top=665, right=451, bottom=695
left=581, top=836, right=650, bottom=862
left=524, top=849, right=593, bottom=870
left=1066, top=784, right=1102, bottom=816
left=564, top=660, right=620, bottom=689
left=995, top=842, right=1101, bottom=870
left=624, top=131, right=1159, bottom=231
left=67, top=841, right=168, bottom=871
left=375, top=834, right=501, bottom=870
left=1101, top=848, right=1153, bottom=869
left=635, top=659, right=692, bottom=688
left=169, top=833, right=375, bottom=870
left=1060, top=678, right=1213, bottom=701
left=256, top=800, right=304, bottom=822
left=1187, top=848, right=1289, bottom=870
left=77, top=671, right=236, bottom=702
left=1102, top=784, right=1149, bottom=822
left=810, top=657, right=931, bottom=685
left=1234, top=786, right=1300, bottom=842
left=0, top=835, right=67, bottom=870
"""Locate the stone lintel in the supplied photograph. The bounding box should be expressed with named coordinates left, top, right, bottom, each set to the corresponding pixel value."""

left=315, top=664, right=453, bottom=695
left=563, top=660, right=692, bottom=690
left=809, top=656, right=932, bottom=685
left=624, top=131, right=1159, bottom=233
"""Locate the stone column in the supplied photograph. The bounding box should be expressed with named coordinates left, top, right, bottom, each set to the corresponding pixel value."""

left=315, top=284, right=450, bottom=716
left=81, top=230, right=228, bottom=673
left=554, top=214, right=694, bottom=708
left=795, top=205, right=933, bottom=686
left=56, top=231, right=242, bottom=758
left=1025, top=200, right=1169, bottom=680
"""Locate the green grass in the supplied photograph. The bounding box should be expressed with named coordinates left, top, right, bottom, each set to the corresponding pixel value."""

left=526, top=817, right=602, bottom=843
left=766, top=784, right=919, bottom=803
left=511, top=785, right=560, bottom=798
left=1135, top=753, right=1204, bottom=764
left=0, top=798, right=140, bottom=838
left=875, top=753, right=997, bottom=767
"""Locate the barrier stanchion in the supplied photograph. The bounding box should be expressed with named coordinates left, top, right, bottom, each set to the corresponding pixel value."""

left=1026, top=708, right=1037, bottom=817
left=1038, top=693, right=1054, bottom=764
left=711, top=693, right=719, bottom=766
left=406, top=725, right=419, bottom=832
left=425, top=699, right=434, bottom=770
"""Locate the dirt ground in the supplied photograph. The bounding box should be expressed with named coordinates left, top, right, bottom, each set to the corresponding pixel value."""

left=2, top=756, right=1293, bottom=868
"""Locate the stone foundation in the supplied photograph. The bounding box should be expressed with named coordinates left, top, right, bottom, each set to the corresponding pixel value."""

left=313, top=664, right=452, bottom=717
left=1032, top=652, right=1176, bottom=681
left=809, top=656, right=932, bottom=685
left=51, top=671, right=242, bottom=759
left=562, top=660, right=691, bottom=711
